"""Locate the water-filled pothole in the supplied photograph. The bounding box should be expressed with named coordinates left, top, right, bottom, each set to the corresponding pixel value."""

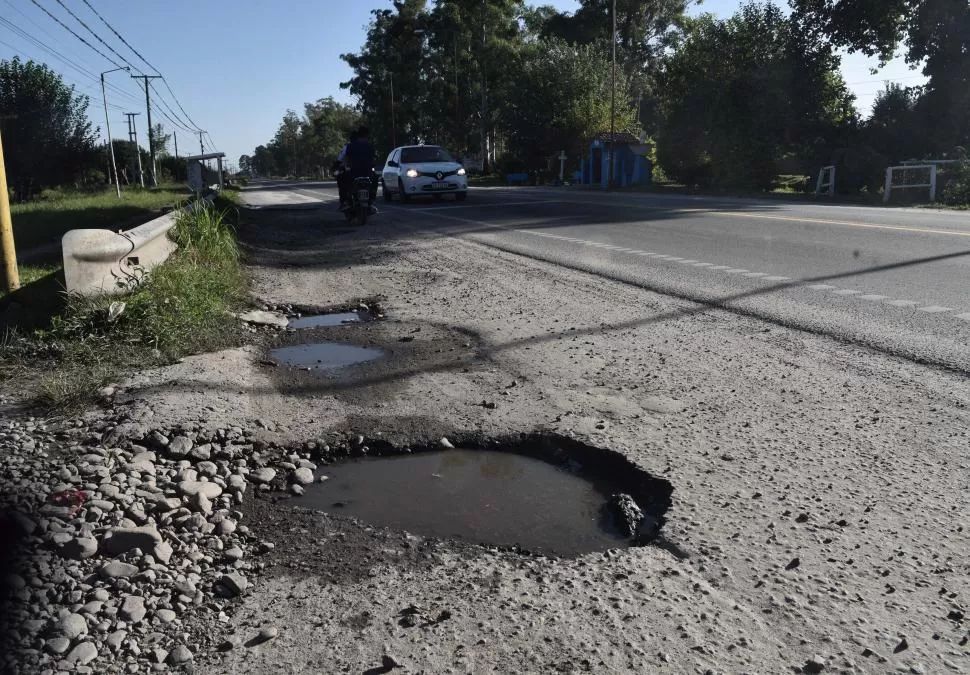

left=295, top=437, right=672, bottom=556
left=270, top=342, right=384, bottom=370
left=288, top=310, right=376, bottom=329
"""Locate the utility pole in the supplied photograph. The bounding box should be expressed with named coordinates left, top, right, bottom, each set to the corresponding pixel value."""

left=198, top=131, right=205, bottom=155
left=0, top=126, right=18, bottom=292
left=125, top=112, right=145, bottom=187
left=132, top=74, right=162, bottom=187
left=173, top=131, right=179, bottom=181
left=480, top=0, right=488, bottom=173
left=101, top=66, right=129, bottom=198
left=608, top=0, right=617, bottom=189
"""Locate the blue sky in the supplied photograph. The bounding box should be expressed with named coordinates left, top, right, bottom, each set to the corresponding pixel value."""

left=0, top=0, right=925, bottom=166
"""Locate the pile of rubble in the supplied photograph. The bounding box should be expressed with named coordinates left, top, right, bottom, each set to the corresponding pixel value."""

left=0, top=416, right=318, bottom=673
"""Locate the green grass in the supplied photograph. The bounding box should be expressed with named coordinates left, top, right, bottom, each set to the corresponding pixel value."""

left=0, top=264, right=60, bottom=300
left=11, top=185, right=190, bottom=254
left=2, top=197, right=246, bottom=411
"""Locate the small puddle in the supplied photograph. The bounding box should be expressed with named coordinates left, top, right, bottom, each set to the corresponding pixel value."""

left=270, top=342, right=384, bottom=370
left=288, top=311, right=372, bottom=329
left=296, top=449, right=643, bottom=555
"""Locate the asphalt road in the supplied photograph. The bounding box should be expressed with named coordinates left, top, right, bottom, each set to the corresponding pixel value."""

left=246, top=180, right=970, bottom=372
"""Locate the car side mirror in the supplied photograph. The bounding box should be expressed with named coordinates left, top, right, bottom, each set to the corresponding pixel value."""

left=388, top=160, right=399, bottom=168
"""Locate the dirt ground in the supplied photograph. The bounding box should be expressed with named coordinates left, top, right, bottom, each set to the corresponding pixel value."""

left=89, top=197, right=970, bottom=673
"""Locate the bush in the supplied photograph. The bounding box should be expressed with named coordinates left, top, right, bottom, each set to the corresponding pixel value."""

left=831, top=145, right=887, bottom=196
left=940, top=162, right=970, bottom=206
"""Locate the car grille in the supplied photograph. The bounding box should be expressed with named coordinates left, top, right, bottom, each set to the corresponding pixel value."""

left=416, top=169, right=459, bottom=179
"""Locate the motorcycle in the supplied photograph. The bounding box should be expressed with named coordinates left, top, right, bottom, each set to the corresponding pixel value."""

left=344, top=173, right=378, bottom=225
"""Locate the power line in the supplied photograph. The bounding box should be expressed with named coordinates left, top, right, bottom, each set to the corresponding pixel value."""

left=149, top=81, right=199, bottom=132
left=28, top=0, right=123, bottom=68
left=79, top=0, right=206, bottom=133
left=0, top=17, right=139, bottom=109
left=52, top=0, right=140, bottom=73
left=160, top=78, right=204, bottom=132
left=1, top=2, right=145, bottom=108
left=79, top=0, right=156, bottom=73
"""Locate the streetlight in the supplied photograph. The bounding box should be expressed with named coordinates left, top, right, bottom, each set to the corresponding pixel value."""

left=101, top=66, right=130, bottom=198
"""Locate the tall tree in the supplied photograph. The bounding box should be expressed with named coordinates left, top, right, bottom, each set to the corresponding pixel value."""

left=791, top=0, right=970, bottom=152
left=0, top=57, right=98, bottom=198
left=502, top=38, right=638, bottom=170
left=655, top=3, right=855, bottom=190
left=151, top=123, right=172, bottom=157
left=340, top=0, right=431, bottom=154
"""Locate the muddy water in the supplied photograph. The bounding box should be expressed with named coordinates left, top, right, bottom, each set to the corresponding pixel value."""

left=296, top=449, right=632, bottom=555
left=270, top=343, right=384, bottom=370
left=288, top=312, right=368, bottom=329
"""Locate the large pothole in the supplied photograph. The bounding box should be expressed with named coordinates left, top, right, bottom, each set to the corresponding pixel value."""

left=269, top=342, right=385, bottom=370
left=289, top=434, right=672, bottom=557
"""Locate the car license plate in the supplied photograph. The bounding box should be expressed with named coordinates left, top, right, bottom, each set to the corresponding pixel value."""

left=357, top=189, right=370, bottom=200
left=432, top=182, right=449, bottom=190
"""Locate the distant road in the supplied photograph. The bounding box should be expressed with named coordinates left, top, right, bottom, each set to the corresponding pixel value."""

left=243, top=180, right=970, bottom=371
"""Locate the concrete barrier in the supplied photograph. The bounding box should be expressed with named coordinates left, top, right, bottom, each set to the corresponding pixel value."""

left=62, top=211, right=178, bottom=297
left=62, top=196, right=216, bottom=297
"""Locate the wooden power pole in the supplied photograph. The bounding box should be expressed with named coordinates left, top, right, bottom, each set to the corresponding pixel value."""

left=0, top=127, right=19, bottom=293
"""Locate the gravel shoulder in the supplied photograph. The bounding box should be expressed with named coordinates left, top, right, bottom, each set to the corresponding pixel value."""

left=2, top=196, right=968, bottom=673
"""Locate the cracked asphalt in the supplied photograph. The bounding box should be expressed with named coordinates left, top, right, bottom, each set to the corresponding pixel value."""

left=119, top=181, right=970, bottom=673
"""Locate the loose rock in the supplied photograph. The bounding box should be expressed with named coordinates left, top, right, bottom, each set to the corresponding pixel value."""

left=120, top=595, right=146, bottom=623
left=100, top=526, right=162, bottom=556
left=64, top=641, right=98, bottom=666
left=166, top=643, right=193, bottom=664
left=99, top=561, right=139, bottom=579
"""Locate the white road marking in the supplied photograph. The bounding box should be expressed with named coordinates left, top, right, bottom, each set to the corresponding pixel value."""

left=410, top=200, right=556, bottom=211
left=389, top=203, right=970, bottom=324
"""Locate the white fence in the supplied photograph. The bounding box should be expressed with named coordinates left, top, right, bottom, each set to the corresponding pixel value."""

left=814, top=165, right=835, bottom=196
left=883, top=164, right=937, bottom=203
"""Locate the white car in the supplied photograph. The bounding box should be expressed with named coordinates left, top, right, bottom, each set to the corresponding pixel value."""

left=381, top=145, right=468, bottom=202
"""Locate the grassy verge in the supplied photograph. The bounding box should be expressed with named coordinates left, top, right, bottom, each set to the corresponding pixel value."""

left=1, top=196, right=246, bottom=410
left=12, top=185, right=190, bottom=254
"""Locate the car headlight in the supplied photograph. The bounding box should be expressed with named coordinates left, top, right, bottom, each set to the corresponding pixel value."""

left=457, top=167, right=466, bottom=176
left=406, top=168, right=418, bottom=178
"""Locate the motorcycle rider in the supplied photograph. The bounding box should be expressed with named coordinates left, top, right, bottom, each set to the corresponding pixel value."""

left=343, top=126, right=377, bottom=210
left=334, top=131, right=358, bottom=210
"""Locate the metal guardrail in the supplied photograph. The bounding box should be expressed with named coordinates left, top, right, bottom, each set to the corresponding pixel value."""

left=61, top=196, right=212, bottom=297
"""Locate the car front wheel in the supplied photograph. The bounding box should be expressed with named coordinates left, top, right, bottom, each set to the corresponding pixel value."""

left=399, top=179, right=411, bottom=203
left=382, top=180, right=392, bottom=202
left=455, top=191, right=467, bottom=202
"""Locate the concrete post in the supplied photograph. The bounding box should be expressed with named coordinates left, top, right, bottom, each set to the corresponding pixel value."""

left=883, top=167, right=893, bottom=203
left=929, top=165, right=937, bottom=201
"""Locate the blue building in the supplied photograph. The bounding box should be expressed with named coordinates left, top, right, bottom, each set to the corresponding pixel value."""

left=579, top=132, right=653, bottom=188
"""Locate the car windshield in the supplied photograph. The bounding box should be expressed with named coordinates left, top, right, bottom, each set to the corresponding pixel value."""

left=401, top=146, right=453, bottom=164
